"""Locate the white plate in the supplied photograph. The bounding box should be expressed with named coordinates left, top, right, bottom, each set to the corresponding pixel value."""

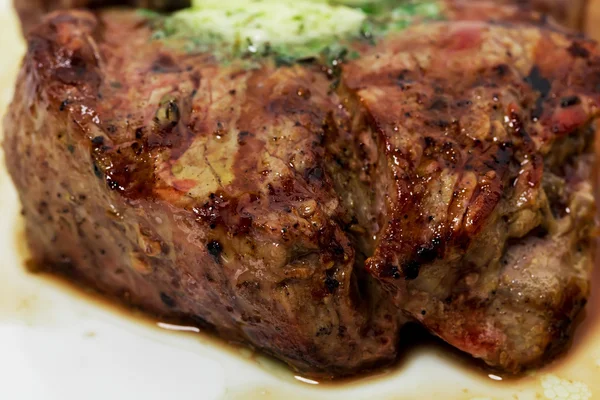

left=0, top=1, right=599, bottom=398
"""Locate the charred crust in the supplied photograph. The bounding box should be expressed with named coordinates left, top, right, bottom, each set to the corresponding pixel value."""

left=493, top=63, right=509, bottom=77
left=560, top=96, right=581, bottom=108
left=402, top=260, right=420, bottom=280
left=189, top=315, right=216, bottom=332
left=59, top=99, right=70, bottom=111
left=92, top=163, right=103, bottom=179
left=567, top=41, right=590, bottom=59
left=380, top=265, right=401, bottom=280
left=428, top=97, right=448, bottom=111
left=524, top=66, right=551, bottom=120
left=150, top=53, right=182, bottom=74
left=324, top=275, right=340, bottom=294
left=160, top=292, right=176, bottom=308
left=237, top=130, right=251, bottom=145
left=206, top=240, right=223, bottom=263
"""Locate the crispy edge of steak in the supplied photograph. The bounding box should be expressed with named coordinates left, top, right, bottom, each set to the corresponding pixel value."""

left=2, top=10, right=400, bottom=378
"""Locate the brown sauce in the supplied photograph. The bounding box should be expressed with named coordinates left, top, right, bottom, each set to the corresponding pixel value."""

left=3, top=220, right=600, bottom=399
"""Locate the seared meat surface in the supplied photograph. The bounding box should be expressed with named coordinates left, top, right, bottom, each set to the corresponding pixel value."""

left=339, top=21, right=597, bottom=370
left=3, top=3, right=596, bottom=377
left=4, top=10, right=399, bottom=376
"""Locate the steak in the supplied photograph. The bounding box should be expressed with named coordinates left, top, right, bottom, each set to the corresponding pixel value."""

left=338, top=21, right=597, bottom=371
left=5, top=9, right=401, bottom=377
left=3, top=4, right=596, bottom=377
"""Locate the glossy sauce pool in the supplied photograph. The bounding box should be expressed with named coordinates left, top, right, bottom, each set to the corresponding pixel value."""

left=1, top=5, right=600, bottom=400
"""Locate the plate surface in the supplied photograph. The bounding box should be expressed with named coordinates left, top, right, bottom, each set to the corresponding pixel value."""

left=0, top=1, right=599, bottom=398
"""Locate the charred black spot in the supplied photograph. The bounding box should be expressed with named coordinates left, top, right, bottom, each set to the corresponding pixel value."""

left=430, top=119, right=450, bottom=129
left=525, top=66, right=551, bottom=120
left=207, top=240, right=223, bottom=263
left=428, top=97, right=447, bottom=111
left=525, top=67, right=551, bottom=96
left=307, top=166, right=324, bottom=181
left=568, top=42, right=590, bottom=59
left=402, top=260, right=420, bottom=280
left=396, top=69, right=413, bottom=88
left=91, top=136, right=104, bottom=145
left=424, top=136, right=435, bottom=147
left=493, top=63, right=509, bottom=77
left=135, top=127, right=144, bottom=139
left=324, top=275, right=340, bottom=293
left=415, top=236, right=441, bottom=264
left=107, top=178, right=121, bottom=190
left=237, top=130, right=251, bottom=145
left=59, top=99, right=70, bottom=111
left=151, top=54, right=182, bottom=74
left=189, top=315, right=216, bottom=331
left=93, top=163, right=103, bottom=179
left=381, top=265, right=401, bottom=279
left=560, top=95, right=581, bottom=108
left=160, top=292, right=176, bottom=308
left=316, top=326, right=333, bottom=337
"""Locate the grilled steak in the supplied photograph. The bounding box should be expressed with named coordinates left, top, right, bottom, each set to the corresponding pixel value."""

left=338, top=21, right=597, bottom=371
left=3, top=3, right=596, bottom=377
left=4, top=9, right=401, bottom=376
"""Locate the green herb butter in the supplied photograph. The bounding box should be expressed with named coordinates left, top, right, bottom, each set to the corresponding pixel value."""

left=166, top=0, right=366, bottom=59
left=158, top=0, right=441, bottom=61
